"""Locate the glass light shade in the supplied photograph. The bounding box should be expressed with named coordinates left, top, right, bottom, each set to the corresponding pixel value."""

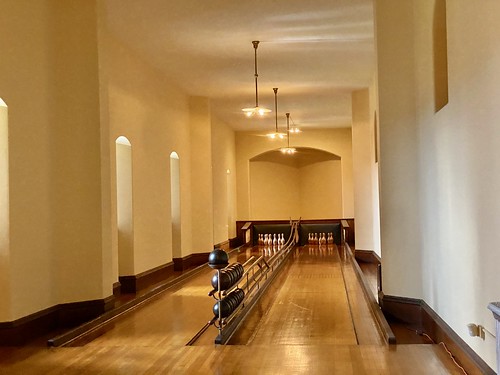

left=280, top=147, right=296, bottom=154
left=242, top=106, right=272, bottom=117
left=267, top=132, right=287, bottom=139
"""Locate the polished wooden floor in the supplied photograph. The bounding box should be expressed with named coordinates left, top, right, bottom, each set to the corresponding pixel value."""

left=0, top=245, right=464, bottom=374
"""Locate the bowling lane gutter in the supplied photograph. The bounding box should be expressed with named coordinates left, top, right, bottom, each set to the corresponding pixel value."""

left=47, top=246, right=249, bottom=347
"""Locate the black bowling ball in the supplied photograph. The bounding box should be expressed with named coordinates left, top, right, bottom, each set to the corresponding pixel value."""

left=208, top=248, right=229, bottom=269
left=211, top=270, right=232, bottom=291
left=213, top=299, right=232, bottom=318
left=213, top=288, right=246, bottom=320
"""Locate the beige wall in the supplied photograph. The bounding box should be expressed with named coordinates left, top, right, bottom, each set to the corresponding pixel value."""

left=103, top=32, right=221, bottom=273
left=376, top=0, right=422, bottom=299
left=300, top=160, right=343, bottom=219
left=249, top=158, right=343, bottom=220
left=0, top=0, right=237, bottom=323
left=376, top=0, right=500, bottom=367
left=189, top=97, right=214, bottom=253
left=236, top=128, right=353, bottom=220
left=211, top=116, right=237, bottom=243
left=0, top=0, right=104, bottom=319
left=249, top=162, right=301, bottom=219
left=352, top=88, right=381, bottom=254
left=104, top=30, right=194, bottom=273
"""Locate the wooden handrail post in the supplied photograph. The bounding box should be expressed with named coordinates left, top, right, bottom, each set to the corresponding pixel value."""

left=341, top=219, right=350, bottom=244
left=241, top=222, right=252, bottom=245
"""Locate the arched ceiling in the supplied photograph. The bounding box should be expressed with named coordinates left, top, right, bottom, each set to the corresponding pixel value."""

left=251, top=147, right=340, bottom=168
left=103, top=0, right=374, bottom=132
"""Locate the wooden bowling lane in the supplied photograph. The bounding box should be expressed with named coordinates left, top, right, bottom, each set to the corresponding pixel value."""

left=232, top=245, right=360, bottom=346
left=66, top=246, right=261, bottom=347
left=0, top=340, right=464, bottom=374
left=0, top=243, right=465, bottom=374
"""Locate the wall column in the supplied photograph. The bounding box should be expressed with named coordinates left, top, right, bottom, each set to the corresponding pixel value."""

left=352, top=88, right=380, bottom=255
left=375, top=0, right=423, bottom=298
left=189, top=97, right=214, bottom=252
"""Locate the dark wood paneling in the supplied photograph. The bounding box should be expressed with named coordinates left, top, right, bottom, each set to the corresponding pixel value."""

left=354, top=249, right=381, bottom=264
left=344, top=218, right=355, bottom=246
left=57, top=296, right=115, bottom=328
left=113, top=282, right=121, bottom=297
left=421, top=301, right=495, bottom=375
left=120, top=262, right=175, bottom=293
left=236, top=218, right=355, bottom=247
left=228, top=237, right=239, bottom=248
left=173, top=253, right=210, bottom=272
left=379, top=294, right=422, bottom=328
left=380, top=294, right=495, bottom=375
left=0, top=297, right=114, bottom=346
left=214, top=240, right=230, bottom=251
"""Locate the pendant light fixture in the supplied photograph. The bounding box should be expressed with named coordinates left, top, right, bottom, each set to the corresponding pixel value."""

left=289, top=114, right=301, bottom=134
left=267, top=88, right=287, bottom=139
left=242, top=41, right=271, bottom=117
left=281, top=113, right=296, bottom=154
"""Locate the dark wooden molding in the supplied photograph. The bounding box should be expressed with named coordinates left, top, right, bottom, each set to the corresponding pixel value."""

left=379, top=293, right=423, bottom=329
left=119, top=262, right=175, bottom=293
left=0, top=296, right=114, bottom=346
left=113, top=282, right=121, bottom=297
left=57, top=296, right=115, bottom=328
left=228, top=237, right=239, bottom=248
left=214, top=240, right=230, bottom=251
left=236, top=218, right=355, bottom=248
left=173, top=252, right=210, bottom=272
left=380, top=293, right=495, bottom=375
left=354, top=249, right=381, bottom=264
left=0, top=305, right=58, bottom=346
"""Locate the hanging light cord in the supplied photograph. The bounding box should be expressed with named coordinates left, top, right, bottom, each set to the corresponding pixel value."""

left=274, top=88, right=278, bottom=132
left=286, top=113, right=291, bottom=147
left=253, top=41, right=260, bottom=107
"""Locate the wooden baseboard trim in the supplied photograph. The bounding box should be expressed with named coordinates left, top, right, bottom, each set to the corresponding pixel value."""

left=112, top=282, right=121, bottom=297
left=380, top=293, right=495, bottom=375
left=173, top=252, right=210, bottom=272
left=229, top=237, right=240, bottom=248
left=354, top=249, right=381, bottom=264
left=0, top=296, right=114, bottom=346
left=119, top=262, right=175, bottom=293
left=214, top=240, right=230, bottom=251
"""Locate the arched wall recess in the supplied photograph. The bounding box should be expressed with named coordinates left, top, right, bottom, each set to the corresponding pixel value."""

left=249, top=147, right=343, bottom=220
left=170, top=152, right=181, bottom=261
left=0, top=98, right=10, bottom=321
left=115, top=136, right=134, bottom=275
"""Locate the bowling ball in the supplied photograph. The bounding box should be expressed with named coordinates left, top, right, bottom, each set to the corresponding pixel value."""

left=211, top=270, right=232, bottom=291
left=208, top=248, right=229, bottom=269
left=213, top=299, right=232, bottom=318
